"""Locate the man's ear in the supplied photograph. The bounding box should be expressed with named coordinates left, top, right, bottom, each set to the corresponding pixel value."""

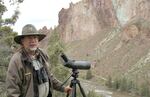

left=20, top=37, right=24, bottom=45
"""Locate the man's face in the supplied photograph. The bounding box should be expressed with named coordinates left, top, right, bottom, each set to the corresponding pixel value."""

left=21, top=35, right=39, bottom=51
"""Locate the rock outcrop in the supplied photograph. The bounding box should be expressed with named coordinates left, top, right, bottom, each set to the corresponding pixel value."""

left=39, top=0, right=150, bottom=92
left=58, top=0, right=118, bottom=42
left=57, top=0, right=150, bottom=43
left=113, top=0, right=150, bottom=25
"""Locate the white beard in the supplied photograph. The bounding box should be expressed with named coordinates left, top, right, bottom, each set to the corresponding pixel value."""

left=29, top=47, right=37, bottom=51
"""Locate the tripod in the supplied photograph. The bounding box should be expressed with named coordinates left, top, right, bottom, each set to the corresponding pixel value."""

left=62, top=69, right=87, bottom=97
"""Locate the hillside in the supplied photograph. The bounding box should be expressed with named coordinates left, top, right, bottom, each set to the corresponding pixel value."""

left=64, top=18, right=150, bottom=85
left=57, top=0, right=118, bottom=42
left=51, top=0, right=150, bottom=85
left=35, top=0, right=150, bottom=96
left=1, top=0, right=150, bottom=97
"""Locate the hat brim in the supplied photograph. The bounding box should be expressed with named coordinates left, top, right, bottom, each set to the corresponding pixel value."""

left=14, top=34, right=46, bottom=44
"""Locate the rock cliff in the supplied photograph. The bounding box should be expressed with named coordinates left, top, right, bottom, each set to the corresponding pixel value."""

left=113, top=0, right=150, bottom=25
left=57, top=0, right=150, bottom=43
left=40, top=0, right=150, bottom=90
left=58, top=0, right=118, bottom=42
left=53, top=0, right=150, bottom=86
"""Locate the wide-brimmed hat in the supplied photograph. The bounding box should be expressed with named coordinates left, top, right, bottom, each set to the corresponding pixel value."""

left=14, top=24, right=46, bottom=44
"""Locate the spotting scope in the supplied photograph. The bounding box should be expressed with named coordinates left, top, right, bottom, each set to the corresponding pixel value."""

left=60, top=53, right=91, bottom=70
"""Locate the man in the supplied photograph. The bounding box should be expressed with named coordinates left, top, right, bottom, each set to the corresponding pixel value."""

left=6, top=24, right=71, bottom=97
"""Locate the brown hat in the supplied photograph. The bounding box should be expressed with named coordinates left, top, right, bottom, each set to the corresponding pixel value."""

left=14, top=24, right=46, bottom=44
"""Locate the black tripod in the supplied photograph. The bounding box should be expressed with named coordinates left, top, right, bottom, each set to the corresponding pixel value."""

left=62, top=69, right=87, bottom=97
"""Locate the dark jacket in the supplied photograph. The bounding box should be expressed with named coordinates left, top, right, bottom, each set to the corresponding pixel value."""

left=6, top=48, right=64, bottom=97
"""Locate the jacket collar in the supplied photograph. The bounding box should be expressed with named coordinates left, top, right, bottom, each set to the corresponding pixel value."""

left=20, top=47, right=45, bottom=65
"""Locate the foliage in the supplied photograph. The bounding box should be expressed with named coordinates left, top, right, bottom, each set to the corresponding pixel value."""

left=107, top=75, right=150, bottom=97
left=0, top=44, right=12, bottom=81
left=52, top=64, right=70, bottom=81
left=86, top=69, right=93, bottom=80
left=0, top=0, right=23, bottom=96
left=0, top=84, right=7, bottom=97
left=120, top=77, right=128, bottom=91
left=140, top=81, right=150, bottom=97
left=111, top=77, right=120, bottom=90
left=105, top=75, right=112, bottom=88
left=0, top=38, right=17, bottom=82
left=0, top=0, right=22, bottom=26
left=47, top=30, right=70, bottom=97
left=126, top=80, right=135, bottom=92
left=0, top=26, right=18, bottom=82
left=47, top=29, right=70, bottom=80
left=47, top=30, right=65, bottom=66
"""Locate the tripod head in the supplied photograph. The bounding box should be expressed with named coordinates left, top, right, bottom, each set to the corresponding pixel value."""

left=66, top=68, right=87, bottom=97
left=71, top=69, right=79, bottom=79
left=60, top=53, right=89, bottom=97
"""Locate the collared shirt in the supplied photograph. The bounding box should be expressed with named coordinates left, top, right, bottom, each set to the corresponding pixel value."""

left=32, top=59, right=49, bottom=97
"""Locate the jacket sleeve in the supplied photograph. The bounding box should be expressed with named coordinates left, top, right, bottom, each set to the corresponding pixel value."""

left=49, top=73, right=65, bottom=92
left=6, top=56, right=22, bottom=97
left=45, top=61, right=65, bottom=92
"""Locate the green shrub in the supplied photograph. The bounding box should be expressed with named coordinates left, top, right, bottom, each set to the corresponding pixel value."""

left=105, top=75, right=112, bottom=88
left=86, top=70, right=93, bottom=80
left=120, top=77, right=128, bottom=91
left=140, top=82, right=150, bottom=97
left=112, top=77, right=120, bottom=90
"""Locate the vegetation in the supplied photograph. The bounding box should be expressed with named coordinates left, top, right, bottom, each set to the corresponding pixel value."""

left=46, top=30, right=101, bottom=97
left=140, top=81, right=150, bottom=97
left=106, top=75, right=150, bottom=97
left=47, top=29, right=70, bottom=97
left=1, top=1, right=150, bottom=97
left=0, top=0, right=23, bottom=96
left=105, top=75, right=112, bottom=88
left=86, top=70, right=93, bottom=80
left=47, top=29, right=70, bottom=81
left=0, top=0, right=22, bottom=80
left=0, top=0, right=22, bottom=26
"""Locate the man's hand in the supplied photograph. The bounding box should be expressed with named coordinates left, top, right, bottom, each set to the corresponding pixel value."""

left=64, top=85, right=72, bottom=94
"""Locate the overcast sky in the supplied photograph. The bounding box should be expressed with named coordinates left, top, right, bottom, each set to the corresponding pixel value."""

left=4, top=0, right=81, bottom=34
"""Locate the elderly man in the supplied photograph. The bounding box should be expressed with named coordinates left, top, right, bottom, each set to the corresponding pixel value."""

left=6, top=24, right=71, bottom=97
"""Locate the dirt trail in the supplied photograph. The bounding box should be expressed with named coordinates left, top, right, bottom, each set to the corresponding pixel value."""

left=79, top=79, right=138, bottom=97
left=79, top=79, right=112, bottom=97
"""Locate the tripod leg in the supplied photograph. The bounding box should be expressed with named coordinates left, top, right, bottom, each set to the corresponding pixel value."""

left=77, top=80, right=86, bottom=97
left=71, top=81, right=76, bottom=97
left=66, top=80, right=77, bottom=97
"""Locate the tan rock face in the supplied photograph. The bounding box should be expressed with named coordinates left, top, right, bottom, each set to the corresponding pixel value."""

left=59, top=2, right=100, bottom=42
left=91, top=0, right=118, bottom=27
left=121, top=18, right=150, bottom=44
left=122, top=25, right=139, bottom=42
left=113, top=0, right=150, bottom=25
left=57, top=0, right=150, bottom=43
left=58, top=0, right=118, bottom=42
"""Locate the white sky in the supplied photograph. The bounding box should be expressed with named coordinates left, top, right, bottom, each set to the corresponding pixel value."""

left=4, top=0, right=81, bottom=34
